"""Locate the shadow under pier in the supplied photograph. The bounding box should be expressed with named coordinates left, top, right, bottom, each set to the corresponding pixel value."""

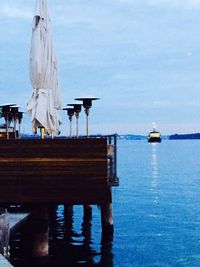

left=9, top=205, right=114, bottom=266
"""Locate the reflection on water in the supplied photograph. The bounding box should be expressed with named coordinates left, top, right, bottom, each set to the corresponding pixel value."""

left=49, top=205, right=113, bottom=267
left=10, top=206, right=49, bottom=267
left=151, top=144, right=159, bottom=204
left=10, top=205, right=113, bottom=267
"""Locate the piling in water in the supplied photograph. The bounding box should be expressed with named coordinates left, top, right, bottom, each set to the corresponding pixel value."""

left=101, top=203, right=114, bottom=239
left=0, top=208, right=10, bottom=258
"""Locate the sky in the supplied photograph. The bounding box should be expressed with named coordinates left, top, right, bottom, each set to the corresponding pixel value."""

left=0, top=0, right=200, bottom=135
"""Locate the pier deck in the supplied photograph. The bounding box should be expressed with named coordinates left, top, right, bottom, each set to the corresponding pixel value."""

left=0, top=136, right=118, bottom=205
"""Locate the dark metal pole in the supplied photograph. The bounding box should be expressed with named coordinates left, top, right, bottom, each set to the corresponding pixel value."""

left=6, top=114, right=9, bottom=140
left=85, top=108, right=89, bottom=138
left=13, top=117, right=17, bottom=139
left=18, top=112, right=23, bottom=139
left=63, top=108, right=75, bottom=138
left=74, top=97, right=99, bottom=138
left=69, top=117, right=72, bottom=137
left=75, top=113, right=79, bottom=138
left=67, top=105, right=81, bottom=138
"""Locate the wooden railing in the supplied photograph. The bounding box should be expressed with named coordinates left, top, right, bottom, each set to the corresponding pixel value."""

left=106, top=134, right=119, bottom=186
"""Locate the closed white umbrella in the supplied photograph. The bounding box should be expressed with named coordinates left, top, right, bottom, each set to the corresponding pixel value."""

left=27, top=0, right=61, bottom=135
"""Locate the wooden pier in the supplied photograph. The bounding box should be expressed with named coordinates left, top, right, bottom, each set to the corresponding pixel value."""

left=0, top=135, right=118, bottom=255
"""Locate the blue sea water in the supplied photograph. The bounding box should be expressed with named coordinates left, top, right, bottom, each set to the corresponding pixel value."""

left=114, top=140, right=200, bottom=267
left=10, top=140, right=200, bottom=267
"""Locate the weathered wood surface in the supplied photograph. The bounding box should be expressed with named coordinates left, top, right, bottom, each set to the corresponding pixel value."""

left=0, top=138, right=111, bottom=204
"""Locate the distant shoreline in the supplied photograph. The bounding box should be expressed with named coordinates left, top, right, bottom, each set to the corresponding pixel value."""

left=118, top=133, right=200, bottom=140
left=168, top=133, right=200, bottom=140
left=18, top=133, right=200, bottom=140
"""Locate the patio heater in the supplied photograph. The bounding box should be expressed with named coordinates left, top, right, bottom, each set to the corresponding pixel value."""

left=74, top=97, right=99, bottom=137
left=0, top=104, right=16, bottom=139
left=62, top=107, right=75, bottom=137
left=67, top=104, right=82, bottom=138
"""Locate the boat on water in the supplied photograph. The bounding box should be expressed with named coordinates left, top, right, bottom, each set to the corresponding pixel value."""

left=148, top=122, right=161, bottom=143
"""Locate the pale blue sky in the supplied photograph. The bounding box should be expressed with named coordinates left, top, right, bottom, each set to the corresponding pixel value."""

left=0, top=0, right=200, bottom=135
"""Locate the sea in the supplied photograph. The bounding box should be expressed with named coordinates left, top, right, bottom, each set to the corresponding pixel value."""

left=9, top=140, right=200, bottom=267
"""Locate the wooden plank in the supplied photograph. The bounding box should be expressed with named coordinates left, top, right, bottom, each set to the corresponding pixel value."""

left=0, top=138, right=107, bottom=157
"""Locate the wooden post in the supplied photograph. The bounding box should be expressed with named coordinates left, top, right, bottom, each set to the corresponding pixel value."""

left=81, top=207, right=92, bottom=251
left=64, top=205, right=74, bottom=233
left=100, top=234, right=114, bottom=266
left=101, top=203, right=113, bottom=239
left=31, top=206, right=49, bottom=258
left=32, top=231, right=49, bottom=258
left=83, top=205, right=92, bottom=220
left=0, top=208, right=10, bottom=258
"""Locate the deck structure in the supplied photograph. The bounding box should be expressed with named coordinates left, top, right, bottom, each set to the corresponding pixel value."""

left=0, top=135, right=118, bottom=261
left=0, top=135, right=118, bottom=204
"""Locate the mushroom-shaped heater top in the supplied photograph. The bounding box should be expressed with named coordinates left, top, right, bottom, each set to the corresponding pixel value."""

left=62, top=107, right=75, bottom=119
left=67, top=104, right=82, bottom=114
left=75, top=97, right=99, bottom=109
left=0, top=103, right=16, bottom=115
